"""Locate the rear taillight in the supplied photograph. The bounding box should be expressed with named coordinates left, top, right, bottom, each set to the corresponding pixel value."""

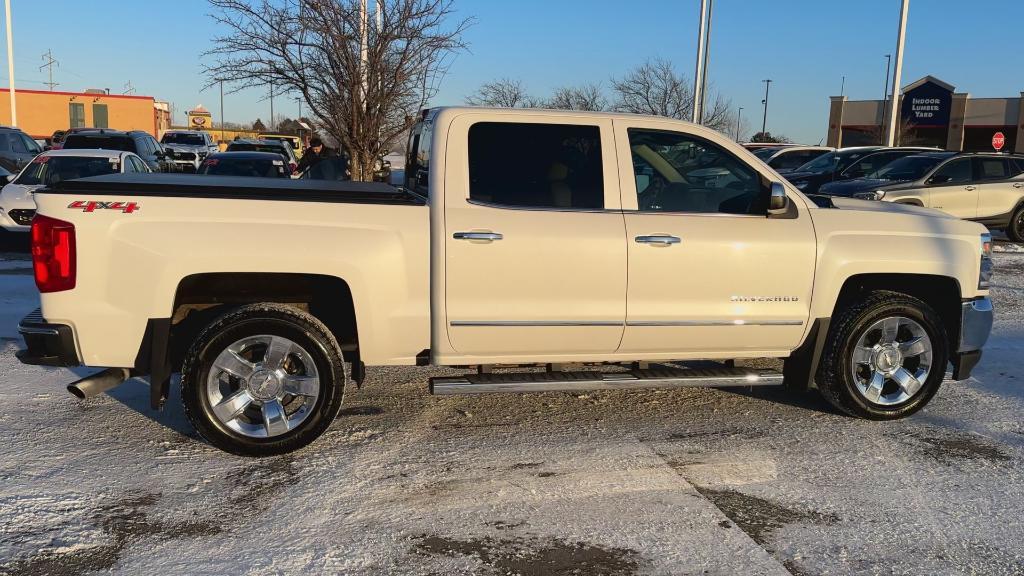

left=31, top=215, right=76, bottom=293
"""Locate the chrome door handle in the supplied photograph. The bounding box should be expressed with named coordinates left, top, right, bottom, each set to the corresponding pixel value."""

left=453, top=231, right=503, bottom=241
left=635, top=234, right=681, bottom=246
left=1014, top=183, right=1023, bottom=189
left=965, top=186, right=976, bottom=191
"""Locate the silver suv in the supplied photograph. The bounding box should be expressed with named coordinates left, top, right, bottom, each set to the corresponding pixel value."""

left=160, top=130, right=219, bottom=172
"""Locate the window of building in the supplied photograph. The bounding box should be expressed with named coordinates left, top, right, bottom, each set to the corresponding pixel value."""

left=628, top=128, right=764, bottom=215
left=69, top=103, right=86, bottom=128
left=468, top=122, right=604, bottom=209
left=92, top=104, right=109, bottom=129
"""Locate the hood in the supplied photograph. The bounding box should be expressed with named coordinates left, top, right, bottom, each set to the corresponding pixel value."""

left=819, top=178, right=912, bottom=197
left=812, top=195, right=952, bottom=219
left=0, top=182, right=43, bottom=211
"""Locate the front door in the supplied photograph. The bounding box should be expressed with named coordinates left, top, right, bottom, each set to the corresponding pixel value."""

left=614, top=120, right=816, bottom=356
left=925, top=157, right=977, bottom=218
left=444, top=115, right=626, bottom=357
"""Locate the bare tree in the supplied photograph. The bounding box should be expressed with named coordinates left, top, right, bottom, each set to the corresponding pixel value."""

left=547, top=83, right=607, bottom=111
left=611, top=58, right=731, bottom=132
left=205, top=0, right=471, bottom=181
left=465, top=78, right=540, bottom=108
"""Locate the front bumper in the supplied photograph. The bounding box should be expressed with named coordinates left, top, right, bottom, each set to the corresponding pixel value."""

left=952, top=297, right=993, bottom=380
left=16, top=308, right=81, bottom=367
left=0, top=207, right=29, bottom=232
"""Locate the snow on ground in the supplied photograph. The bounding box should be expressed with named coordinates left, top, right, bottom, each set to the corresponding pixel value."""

left=0, top=244, right=1023, bottom=575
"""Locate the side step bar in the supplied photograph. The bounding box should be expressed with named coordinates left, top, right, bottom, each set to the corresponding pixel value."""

left=429, top=365, right=783, bottom=395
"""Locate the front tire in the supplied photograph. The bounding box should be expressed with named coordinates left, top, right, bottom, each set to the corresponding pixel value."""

left=181, top=304, right=346, bottom=456
left=817, top=291, right=948, bottom=420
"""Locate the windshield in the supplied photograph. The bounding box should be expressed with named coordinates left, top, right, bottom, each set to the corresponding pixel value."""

left=228, top=143, right=287, bottom=157
left=62, top=134, right=132, bottom=151
left=796, top=149, right=874, bottom=175
left=199, top=157, right=288, bottom=178
left=14, top=155, right=120, bottom=185
left=162, top=133, right=205, bottom=146
left=868, top=156, right=944, bottom=181
left=752, top=147, right=782, bottom=160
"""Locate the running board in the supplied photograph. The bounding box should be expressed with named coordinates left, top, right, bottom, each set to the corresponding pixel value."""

left=429, top=366, right=783, bottom=395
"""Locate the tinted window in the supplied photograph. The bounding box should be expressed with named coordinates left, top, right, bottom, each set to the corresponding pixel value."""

left=405, top=119, right=432, bottom=195
left=629, top=129, right=764, bottom=215
left=468, top=122, right=604, bottom=209
left=10, top=134, right=30, bottom=154
left=21, top=135, right=42, bottom=154
left=200, top=157, right=288, bottom=178
left=1011, top=158, right=1024, bottom=176
left=771, top=150, right=825, bottom=170
left=0, top=133, right=9, bottom=152
left=869, top=155, right=945, bottom=180
left=131, top=156, right=149, bottom=172
left=62, top=134, right=133, bottom=151
left=844, top=151, right=906, bottom=178
left=975, top=158, right=1010, bottom=181
left=15, top=155, right=121, bottom=185
left=227, top=142, right=288, bottom=159
left=931, top=158, right=972, bottom=184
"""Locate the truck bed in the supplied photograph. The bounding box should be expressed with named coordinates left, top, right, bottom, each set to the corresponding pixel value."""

left=46, top=173, right=424, bottom=206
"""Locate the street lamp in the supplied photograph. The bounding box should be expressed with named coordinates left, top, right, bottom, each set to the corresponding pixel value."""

left=736, top=107, right=743, bottom=141
left=761, top=79, right=772, bottom=137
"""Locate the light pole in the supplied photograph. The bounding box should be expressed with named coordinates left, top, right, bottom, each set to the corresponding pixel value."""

left=881, top=54, right=892, bottom=137
left=219, top=80, right=225, bottom=142
left=699, top=0, right=714, bottom=122
left=885, top=0, right=909, bottom=147
left=4, top=0, right=16, bottom=126
left=736, top=107, right=743, bottom=141
left=761, top=79, right=772, bottom=137
left=692, top=0, right=707, bottom=123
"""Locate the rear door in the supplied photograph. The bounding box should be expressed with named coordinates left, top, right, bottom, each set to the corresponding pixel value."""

left=614, top=119, right=816, bottom=356
left=924, top=157, right=977, bottom=218
left=973, top=157, right=1019, bottom=220
left=443, top=114, right=626, bottom=357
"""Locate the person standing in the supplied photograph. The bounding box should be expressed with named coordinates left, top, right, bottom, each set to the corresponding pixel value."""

left=296, top=137, right=337, bottom=174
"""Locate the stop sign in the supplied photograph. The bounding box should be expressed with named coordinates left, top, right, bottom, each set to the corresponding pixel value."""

left=992, top=132, right=1005, bottom=151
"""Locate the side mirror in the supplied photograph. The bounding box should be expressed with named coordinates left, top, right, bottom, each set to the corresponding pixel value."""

left=768, top=181, right=790, bottom=214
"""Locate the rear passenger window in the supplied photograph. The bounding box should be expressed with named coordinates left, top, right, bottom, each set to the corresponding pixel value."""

left=468, top=122, right=604, bottom=209
left=976, top=158, right=1010, bottom=181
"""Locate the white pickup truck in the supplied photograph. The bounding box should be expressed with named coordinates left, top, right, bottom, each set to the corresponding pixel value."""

left=17, top=108, right=994, bottom=456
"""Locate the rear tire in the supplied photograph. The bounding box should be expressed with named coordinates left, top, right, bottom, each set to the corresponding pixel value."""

left=181, top=303, right=346, bottom=456
left=1007, top=204, right=1024, bottom=243
left=817, top=291, right=948, bottom=420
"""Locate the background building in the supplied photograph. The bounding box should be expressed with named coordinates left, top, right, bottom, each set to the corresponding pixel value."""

left=0, top=88, right=158, bottom=140
left=827, top=76, right=1024, bottom=153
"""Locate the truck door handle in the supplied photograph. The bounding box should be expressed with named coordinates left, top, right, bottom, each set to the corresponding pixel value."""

left=965, top=186, right=976, bottom=191
left=635, top=234, right=681, bottom=246
left=453, top=231, right=503, bottom=242
left=1014, top=183, right=1023, bottom=189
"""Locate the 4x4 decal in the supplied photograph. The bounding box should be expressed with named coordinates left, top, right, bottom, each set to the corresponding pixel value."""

left=68, top=200, right=140, bottom=214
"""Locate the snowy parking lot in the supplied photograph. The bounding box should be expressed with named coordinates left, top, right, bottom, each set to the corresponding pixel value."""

left=0, top=237, right=1022, bottom=575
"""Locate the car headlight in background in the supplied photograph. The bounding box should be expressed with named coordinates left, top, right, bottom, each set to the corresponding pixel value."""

left=979, top=232, right=993, bottom=289
left=853, top=190, right=886, bottom=201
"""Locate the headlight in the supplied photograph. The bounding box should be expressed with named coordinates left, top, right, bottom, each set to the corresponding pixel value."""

left=853, top=190, right=886, bottom=201
left=979, top=232, right=993, bottom=289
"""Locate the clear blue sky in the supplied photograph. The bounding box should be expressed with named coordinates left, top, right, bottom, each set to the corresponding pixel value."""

left=5, top=0, right=1023, bottom=143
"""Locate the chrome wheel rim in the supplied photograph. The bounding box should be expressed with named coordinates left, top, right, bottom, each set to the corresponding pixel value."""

left=206, top=335, right=320, bottom=438
left=850, top=316, right=932, bottom=406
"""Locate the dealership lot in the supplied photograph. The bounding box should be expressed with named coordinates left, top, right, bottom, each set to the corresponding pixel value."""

left=0, top=242, right=1019, bottom=575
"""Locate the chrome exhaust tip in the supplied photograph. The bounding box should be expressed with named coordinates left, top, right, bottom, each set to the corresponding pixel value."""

left=67, top=368, right=131, bottom=399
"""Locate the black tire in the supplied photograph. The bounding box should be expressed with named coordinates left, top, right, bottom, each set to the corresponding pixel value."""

left=1007, top=204, right=1024, bottom=243
left=817, top=290, right=948, bottom=420
left=181, top=303, right=346, bottom=456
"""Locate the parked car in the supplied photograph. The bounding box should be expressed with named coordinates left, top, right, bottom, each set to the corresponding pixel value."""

left=752, top=146, right=832, bottom=173
left=198, top=152, right=291, bottom=178
left=18, top=107, right=993, bottom=456
left=0, top=126, right=44, bottom=172
left=61, top=129, right=177, bottom=173
left=784, top=146, right=937, bottom=194
left=160, top=130, right=220, bottom=173
left=0, top=149, right=150, bottom=232
left=227, top=139, right=298, bottom=174
left=741, top=142, right=796, bottom=152
left=823, top=152, right=1024, bottom=241
left=259, top=133, right=304, bottom=159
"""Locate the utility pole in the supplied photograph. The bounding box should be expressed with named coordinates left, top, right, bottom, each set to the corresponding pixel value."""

left=40, top=49, right=59, bottom=91
left=760, top=79, right=772, bottom=137
left=840, top=75, right=845, bottom=98
left=885, top=0, right=909, bottom=147
left=123, top=80, right=135, bottom=95
left=699, top=0, right=714, bottom=122
left=691, top=0, right=707, bottom=124
left=269, top=83, right=274, bottom=131
left=735, top=107, right=743, bottom=141
left=4, top=0, right=16, bottom=126
left=219, top=80, right=225, bottom=142
left=881, top=53, right=892, bottom=138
